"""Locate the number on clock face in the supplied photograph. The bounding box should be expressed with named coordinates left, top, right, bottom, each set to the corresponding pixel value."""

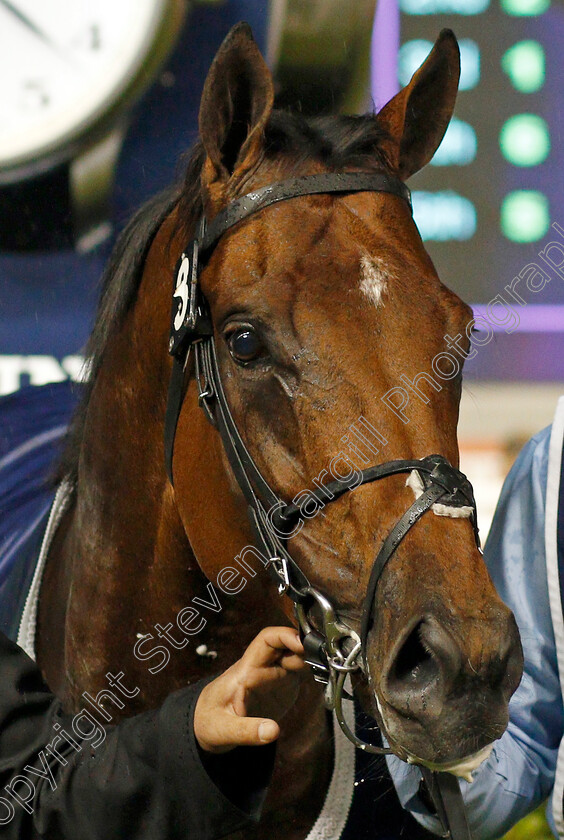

left=20, top=80, right=50, bottom=111
left=89, top=24, right=102, bottom=51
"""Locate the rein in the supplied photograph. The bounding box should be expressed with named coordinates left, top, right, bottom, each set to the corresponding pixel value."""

left=164, top=171, right=475, bottom=839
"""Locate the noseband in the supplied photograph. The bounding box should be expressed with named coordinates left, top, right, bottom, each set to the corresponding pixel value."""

left=164, top=172, right=477, bottom=837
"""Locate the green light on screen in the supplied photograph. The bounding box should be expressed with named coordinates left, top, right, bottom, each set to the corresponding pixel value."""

left=501, top=0, right=550, bottom=15
left=500, top=114, right=550, bottom=166
left=400, top=0, right=489, bottom=12
left=502, top=41, right=545, bottom=92
left=501, top=191, right=549, bottom=242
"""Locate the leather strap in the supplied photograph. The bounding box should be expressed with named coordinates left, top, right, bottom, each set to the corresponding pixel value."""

left=280, top=456, right=476, bottom=524
left=420, top=767, right=473, bottom=840
left=200, top=172, right=412, bottom=260
left=360, top=482, right=447, bottom=650
left=200, top=338, right=312, bottom=603
left=203, top=338, right=281, bottom=510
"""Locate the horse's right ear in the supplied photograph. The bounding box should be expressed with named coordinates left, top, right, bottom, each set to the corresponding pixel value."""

left=199, top=22, right=274, bottom=209
left=377, top=29, right=460, bottom=180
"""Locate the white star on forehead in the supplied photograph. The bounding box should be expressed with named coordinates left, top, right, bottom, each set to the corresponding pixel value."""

left=359, top=254, right=387, bottom=307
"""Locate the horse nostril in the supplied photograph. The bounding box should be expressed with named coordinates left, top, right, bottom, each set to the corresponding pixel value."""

left=391, top=621, right=439, bottom=687
left=383, top=618, right=462, bottom=718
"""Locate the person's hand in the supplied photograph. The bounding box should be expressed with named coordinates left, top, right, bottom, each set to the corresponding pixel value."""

left=193, top=626, right=306, bottom=754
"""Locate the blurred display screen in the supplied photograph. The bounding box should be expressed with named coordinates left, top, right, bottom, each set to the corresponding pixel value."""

left=401, top=0, right=561, bottom=298
left=395, top=0, right=564, bottom=379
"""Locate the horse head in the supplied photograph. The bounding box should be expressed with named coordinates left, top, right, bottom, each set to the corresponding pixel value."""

left=165, top=24, right=523, bottom=772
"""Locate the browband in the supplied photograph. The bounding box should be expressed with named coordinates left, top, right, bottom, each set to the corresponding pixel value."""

left=200, top=172, right=411, bottom=259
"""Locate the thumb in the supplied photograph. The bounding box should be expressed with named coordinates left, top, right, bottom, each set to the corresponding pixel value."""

left=213, top=714, right=280, bottom=750
left=256, top=719, right=280, bottom=744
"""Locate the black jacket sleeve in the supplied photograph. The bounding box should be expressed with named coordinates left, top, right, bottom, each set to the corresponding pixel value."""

left=0, top=632, right=275, bottom=839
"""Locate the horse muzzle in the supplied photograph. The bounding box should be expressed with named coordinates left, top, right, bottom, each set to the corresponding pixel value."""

left=369, top=607, right=523, bottom=766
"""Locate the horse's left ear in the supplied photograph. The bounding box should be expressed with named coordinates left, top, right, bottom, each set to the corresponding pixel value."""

left=199, top=22, right=274, bottom=206
left=377, top=29, right=460, bottom=180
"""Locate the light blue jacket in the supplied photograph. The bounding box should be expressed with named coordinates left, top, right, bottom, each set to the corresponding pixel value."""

left=388, top=398, right=564, bottom=839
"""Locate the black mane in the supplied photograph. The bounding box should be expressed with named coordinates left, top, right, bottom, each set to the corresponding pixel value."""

left=58, top=109, right=391, bottom=485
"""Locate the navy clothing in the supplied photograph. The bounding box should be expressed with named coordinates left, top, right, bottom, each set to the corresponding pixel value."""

left=0, top=631, right=273, bottom=839
left=0, top=382, right=78, bottom=641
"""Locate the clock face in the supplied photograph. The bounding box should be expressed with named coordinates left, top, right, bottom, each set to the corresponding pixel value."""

left=0, top=0, right=179, bottom=173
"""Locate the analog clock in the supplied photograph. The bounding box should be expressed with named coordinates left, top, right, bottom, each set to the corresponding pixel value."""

left=0, top=0, right=186, bottom=176
left=0, top=0, right=186, bottom=249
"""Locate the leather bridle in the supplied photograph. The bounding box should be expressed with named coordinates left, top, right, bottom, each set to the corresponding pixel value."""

left=164, top=171, right=477, bottom=839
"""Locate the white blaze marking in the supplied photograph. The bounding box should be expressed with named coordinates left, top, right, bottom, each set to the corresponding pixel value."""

left=359, top=254, right=387, bottom=307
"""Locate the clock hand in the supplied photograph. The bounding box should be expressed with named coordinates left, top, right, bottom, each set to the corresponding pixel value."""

left=0, top=0, right=71, bottom=62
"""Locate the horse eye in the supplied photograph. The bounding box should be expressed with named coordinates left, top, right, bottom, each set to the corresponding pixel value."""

left=227, top=328, right=264, bottom=363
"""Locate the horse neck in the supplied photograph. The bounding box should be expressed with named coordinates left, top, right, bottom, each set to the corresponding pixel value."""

left=34, top=208, right=335, bottom=839
left=37, top=301, right=192, bottom=703
left=37, top=214, right=285, bottom=708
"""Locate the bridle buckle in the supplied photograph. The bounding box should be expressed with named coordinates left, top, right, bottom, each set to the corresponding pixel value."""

left=198, top=384, right=213, bottom=405
left=265, top=556, right=291, bottom=594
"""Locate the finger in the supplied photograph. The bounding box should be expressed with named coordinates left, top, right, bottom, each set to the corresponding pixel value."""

left=208, top=713, right=281, bottom=750
left=278, top=652, right=308, bottom=672
left=242, top=627, right=304, bottom=668
left=242, top=654, right=308, bottom=690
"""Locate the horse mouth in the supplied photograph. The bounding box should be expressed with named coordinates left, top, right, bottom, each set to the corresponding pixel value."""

left=404, top=742, right=495, bottom=783
left=371, top=684, right=508, bottom=771
left=353, top=660, right=510, bottom=771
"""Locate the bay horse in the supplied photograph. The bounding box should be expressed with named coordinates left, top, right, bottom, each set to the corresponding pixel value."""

left=34, top=23, right=522, bottom=839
